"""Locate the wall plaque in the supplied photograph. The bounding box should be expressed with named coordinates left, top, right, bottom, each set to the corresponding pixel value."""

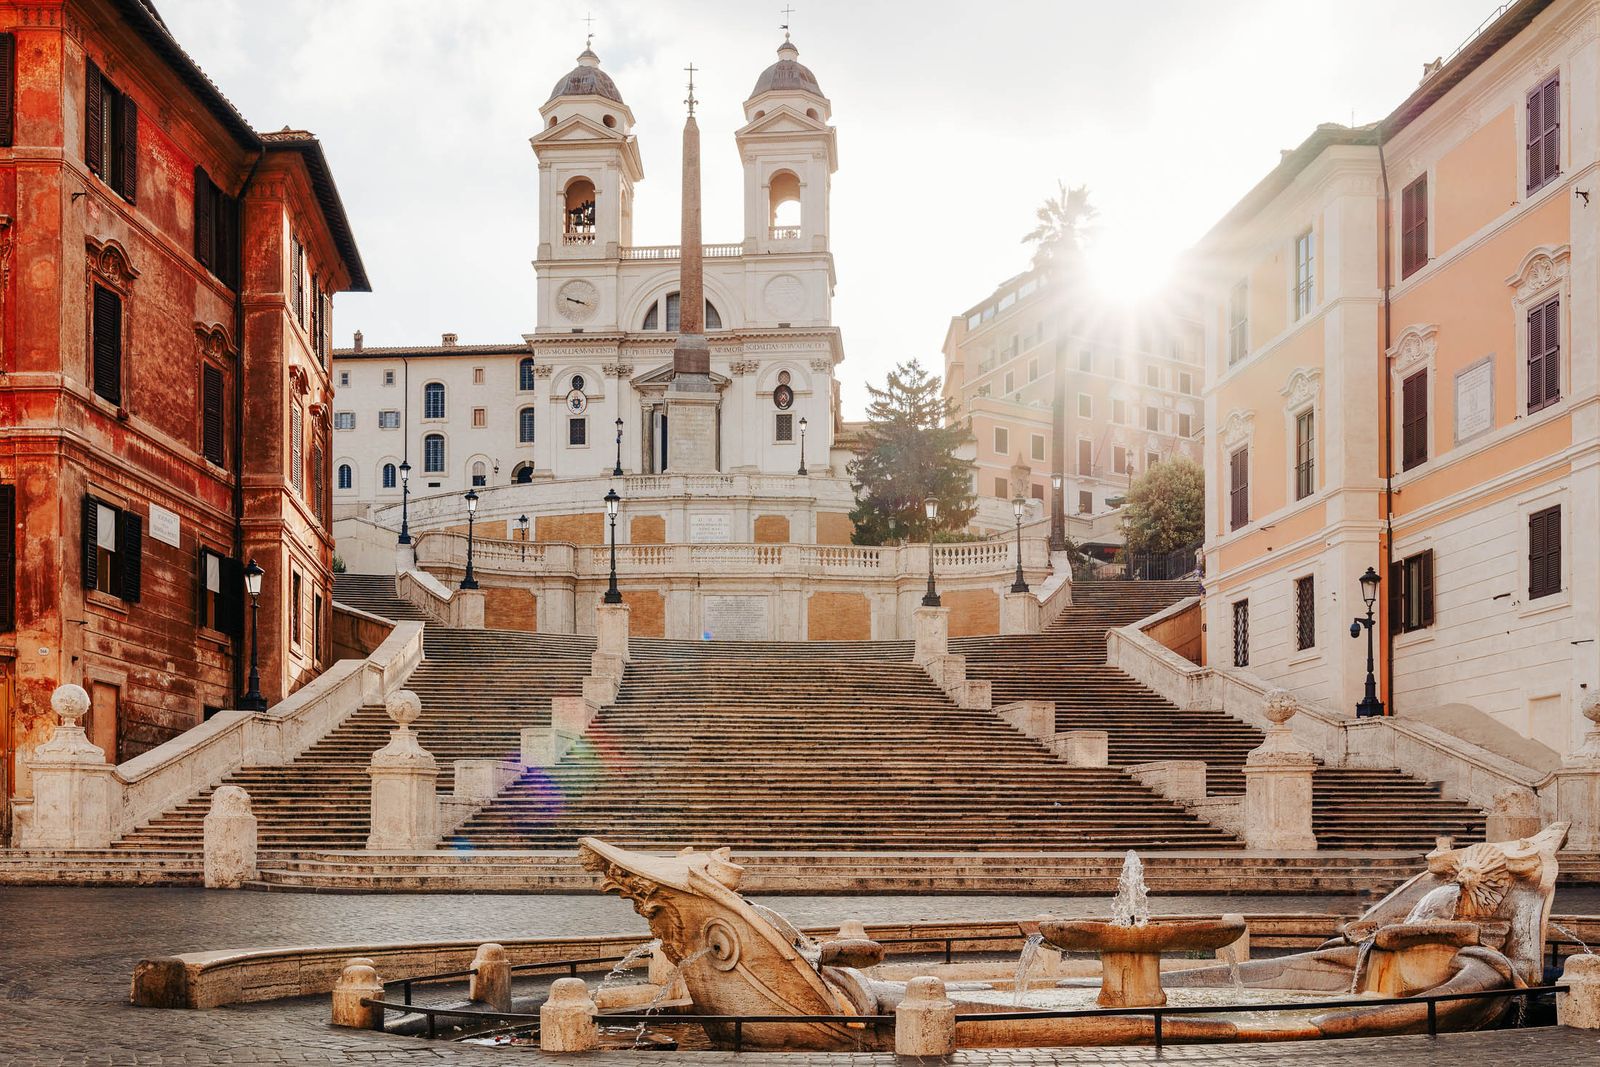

left=689, top=513, right=732, bottom=543
left=148, top=503, right=181, bottom=547
left=702, top=595, right=770, bottom=640
left=1454, top=356, right=1494, bottom=445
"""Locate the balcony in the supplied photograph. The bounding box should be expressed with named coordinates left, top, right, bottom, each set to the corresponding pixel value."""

left=768, top=225, right=801, bottom=241
left=563, top=229, right=595, bottom=245
left=619, top=243, right=743, bottom=261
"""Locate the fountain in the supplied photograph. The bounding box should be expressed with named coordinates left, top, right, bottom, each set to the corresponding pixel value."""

left=577, top=823, right=1570, bottom=1050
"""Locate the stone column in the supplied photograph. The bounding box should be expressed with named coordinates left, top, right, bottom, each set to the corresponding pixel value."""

left=1559, top=953, right=1600, bottom=1029
left=894, top=975, right=957, bottom=1057
left=1554, top=695, right=1600, bottom=851
left=913, top=605, right=949, bottom=666
left=450, top=589, right=485, bottom=629
left=539, top=977, right=599, bottom=1052
left=1241, top=689, right=1317, bottom=851
left=331, top=958, right=385, bottom=1030
left=1053, top=730, right=1108, bottom=768
left=18, top=684, right=116, bottom=850
left=596, top=602, right=631, bottom=661
left=1484, top=785, right=1541, bottom=842
left=202, top=786, right=258, bottom=889
left=1001, top=591, right=1042, bottom=634
left=468, top=942, right=512, bottom=1013
left=366, top=690, right=439, bottom=851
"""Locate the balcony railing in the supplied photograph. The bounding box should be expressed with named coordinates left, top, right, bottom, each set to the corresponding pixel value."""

left=768, top=225, right=801, bottom=241
left=618, top=243, right=743, bottom=261
left=562, top=229, right=595, bottom=245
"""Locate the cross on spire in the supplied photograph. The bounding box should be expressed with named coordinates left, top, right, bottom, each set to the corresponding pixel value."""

left=582, top=11, right=596, bottom=48
left=684, top=62, right=698, bottom=115
left=780, top=5, right=795, bottom=39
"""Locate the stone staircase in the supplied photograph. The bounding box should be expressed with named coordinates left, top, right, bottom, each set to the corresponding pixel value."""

left=109, top=629, right=595, bottom=853
left=450, top=652, right=1240, bottom=852
left=332, top=573, right=432, bottom=621
left=956, top=580, right=1486, bottom=852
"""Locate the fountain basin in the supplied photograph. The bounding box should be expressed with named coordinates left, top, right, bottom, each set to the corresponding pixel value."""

left=1039, top=918, right=1247, bottom=1008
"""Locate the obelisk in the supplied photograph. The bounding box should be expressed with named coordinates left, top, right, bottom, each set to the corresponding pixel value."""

left=665, top=64, right=720, bottom=472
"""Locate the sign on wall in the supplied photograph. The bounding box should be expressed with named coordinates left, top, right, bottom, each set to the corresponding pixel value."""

left=1454, top=356, right=1494, bottom=446
left=689, top=513, right=732, bottom=543
left=148, top=503, right=181, bottom=548
left=702, top=595, right=770, bottom=640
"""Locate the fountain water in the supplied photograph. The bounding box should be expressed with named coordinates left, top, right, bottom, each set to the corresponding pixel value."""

left=1218, top=944, right=1245, bottom=993
left=629, top=947, right=712, bottom=1047
left=596, top=938, right=661, bottom=997
left=1010, top=934, right=1045, bottom=1007
left=1110, top=851, right=1151, bottom=927
left=1550, top=921, right=1596, bottom=957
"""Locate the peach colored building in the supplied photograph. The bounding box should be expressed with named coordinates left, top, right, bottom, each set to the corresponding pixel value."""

left=1196, top=0, right=1597, bottom=757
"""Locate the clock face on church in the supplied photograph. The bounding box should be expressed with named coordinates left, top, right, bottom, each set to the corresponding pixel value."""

left=556, top=279, right=599, bottom=323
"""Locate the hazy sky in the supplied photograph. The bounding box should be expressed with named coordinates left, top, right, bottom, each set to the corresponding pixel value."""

left=160, top=0, right=1501, bottom=415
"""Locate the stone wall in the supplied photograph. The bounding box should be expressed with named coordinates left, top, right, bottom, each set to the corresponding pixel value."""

left=816, top=511, right=854, bottom=545
left=753, top=514, right=790, bottom=543
left=538, top=513, right=605, bottom=544
left=807, top=591, right=871, bottom=640
left=945, top=588, right=1000, bottom=637
left=331, top=606, right=395, bottom=660
left=629, top=514, right=666, bottom=544
left=1145, top=598, right=1204, bottom=665
left=483, top=588, right=538, bottom=632
left=627, top=589, right=667, bottom=637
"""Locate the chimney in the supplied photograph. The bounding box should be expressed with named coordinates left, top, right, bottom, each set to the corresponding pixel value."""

left=353, top=330, right=363, bottom=352
left=442, top=332, right=458, bottom=346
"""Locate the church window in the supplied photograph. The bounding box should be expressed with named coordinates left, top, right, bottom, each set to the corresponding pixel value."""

left=768, top=169, right=801, bottom=239
left=665, top=293, right=681, bottom=331
left=571, top=374, right=586, bottom=393
left=471, top=461, right=487, bottom=487
left=423, top=433, right=445, bottom=473
left=519, top=408, right=536, bottom=443
left=602, top=114, right=616, bottom=128
left=382, top=463, right=397, bottom=489
left=423, top=381, right=445, bottom=419
left=337, top=464, right=352, bottom=490
left=775, top=413, right=793, bottom=442
left=563, top=178, right=596, bottom=243
left=569, top=417, right=588, bottom=446
left=519, top=358, right=537, bottom=391
left=642, top=293, right=722, bottom=331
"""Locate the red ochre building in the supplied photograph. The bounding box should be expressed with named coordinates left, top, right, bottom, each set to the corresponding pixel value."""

left=0, top=0, right=368, bottom=835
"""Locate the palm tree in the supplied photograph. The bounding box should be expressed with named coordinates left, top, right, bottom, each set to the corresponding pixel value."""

left=1022, top=181, right=1096, bottom=277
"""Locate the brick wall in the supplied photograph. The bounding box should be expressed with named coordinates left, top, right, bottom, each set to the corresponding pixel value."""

left=753, top=515, right=790, bottom=543
left=630, top=515, right=666, bottom=544
left=816, top=512, right=854, bottom=545
left=538, top=513, right=604, bottom=544
left=806, top=591, right=871, bottom=640
left=626, top=589, right=666, bottom=637
left=945, top=588, right=1000, bottom=637
left=483, top=587, right=538, bottom=632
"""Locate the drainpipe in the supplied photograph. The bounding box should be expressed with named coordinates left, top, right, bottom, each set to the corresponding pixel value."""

left=230, top=149, right=265, bottom=707
left=1377, top=129, right=1395, bottom=717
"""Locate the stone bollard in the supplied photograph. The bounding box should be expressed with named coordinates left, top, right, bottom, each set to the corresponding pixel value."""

left=596, top=601, right=631, bottom=662
left=895, top=975, right=957, bottom=1057
left=836, top=919, right=868, bottom=941
left=202, top=786, right=258, bottom=889
left=1558, top=953, right=1600, bottom=1028
left=18, top=684, right=116, bottom=849
left=1242, top=690, right=1317, bottom=851
left=1053, top=730, right=1109, bottom=769
left=468, top=942, right=512, bottom=1013
left=1485, top=786, right=1541, bottom=842
left=539, top=977, right=599, bottom=1052
left=1554, top=694, right=1600, bottom=851
left=366, top=690, right=439, bottom=850
left=1001, top=590, right=1041, bottom=634
left=913, top=605, right=949, bottom=666
left=450, top=588, right=485, bottom=629
left=331, top=958, right=385, bottom=1030
left=1216, top=914, right=1250, bottom=962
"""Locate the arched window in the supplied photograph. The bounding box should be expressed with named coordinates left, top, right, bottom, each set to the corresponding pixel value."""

left=471, top=460, right=487, bottom=487
left=423, top=381, right=445, bottom=419
left=519, top=407, right=536, bottom=443
left=519, top=357, right=537, bottom=391
left=768, top=170, right=801, bottom=238
left=423, top=433, right=445, bottom=473
left=336, top=463, right=353, bottom=490
left=382, top=462, right=397, bottom=489
left=641, top=292, right=722, bottom=331
left=564, top=178, right=596, bottom=243
left=512, top=462, right=535, bottom=484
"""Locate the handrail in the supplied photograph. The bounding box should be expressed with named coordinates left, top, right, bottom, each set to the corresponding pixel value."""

left=599, top=1012, right=893, bottom=1052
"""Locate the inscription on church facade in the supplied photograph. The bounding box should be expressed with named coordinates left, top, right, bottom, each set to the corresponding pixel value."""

left=689, top=513, right=733, bottom=542
left=702, top=594, right=770, bottom=639
left=1454, top=356, right=1494, bottom=445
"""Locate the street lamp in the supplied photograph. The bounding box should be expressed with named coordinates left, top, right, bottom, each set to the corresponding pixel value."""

left=1049, top=471, right=1065, bottom=552
left=797, top=416, right=808, bottom=476
left=461, top=488, right=480, bottom=590
left=397, top=460, right=412, bottom=545
left=1011, top=496, right=1030, bottom=593
left=603, top=488, right=623, bottom=604
left=613, top=417, right=625, bottom=477
left=517, top=513, right=530, bottom=562
left=921, top=497, right=941, bottom=607
left=240, top=558, right=266, bottom=711
left=1350, top=566, right=1385, bottom=718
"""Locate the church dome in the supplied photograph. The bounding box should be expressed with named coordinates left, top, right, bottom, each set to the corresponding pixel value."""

left=750, top=38, right=824, bottom=99
left=547, top=48, right=624, bottom=104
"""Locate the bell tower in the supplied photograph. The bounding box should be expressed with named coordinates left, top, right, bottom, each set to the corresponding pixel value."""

left=737, top=34, right=837, bottom=256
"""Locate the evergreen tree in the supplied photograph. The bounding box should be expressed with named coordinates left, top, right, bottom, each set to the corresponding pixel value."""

left=848, top=360, right=976, bottom=545
left=1122, top=456, right=1205, bottom=557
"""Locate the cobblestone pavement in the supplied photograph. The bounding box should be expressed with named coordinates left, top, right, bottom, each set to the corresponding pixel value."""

left=3, top=886, right=1599, bottom=1065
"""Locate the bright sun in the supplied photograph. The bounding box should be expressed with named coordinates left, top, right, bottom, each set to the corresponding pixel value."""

left=1084, top=231, right=1179, bottom=305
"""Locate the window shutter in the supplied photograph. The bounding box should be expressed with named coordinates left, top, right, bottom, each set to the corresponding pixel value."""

left=92, top=284, right=122, bottom=406
left=195, top=547, right=209, bottom=624
left=1527, top=303, right=1546, bottom=410
left=194, top=167, right=214, bottom=268
left=1388, top=561, right=1402, bottom=635
left=1402, top=371, right=1427, bottom=470
left=220, top=555, right=244, bottom=638
left=202, top=364, right=225, bottom=465
left=1419, top=549, right=1435, bottom=628
left=118, top=509, right=141, bottom=602
left=117, top=92, right=138, bottom=202
left=1527, top=83, right=1544, bottom=191
left=292, top=241, right=304, bottom=324
left=312, top=443, right=326, bottom=525
left=1543, top=297, right=1561, bottom=405
left=310, top=275, right=320, bottom=358
left=82, top=495, right=98, bottom=590
left=0, top=483, right=14, bottom=631
left=1542, top=76, right=1560, bottom=185
left=290, top=404, right=303, bottom=492
left=85, top=59, right=104, bottom=175
left=1230, top=448, right=1248, bottom=530
left=320, top=290, right=332, bottom=365
left=0, top=33, right=15, bottom=149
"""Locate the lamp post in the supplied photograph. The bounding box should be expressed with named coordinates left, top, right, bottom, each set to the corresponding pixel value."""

left=603, top=488, right=623, bottom=604
left=1350, top=566, right=1385, bottom=718
left=797, top=416, right=808, bottom=476
left=1010, top=496, right=1030, bottom=593
left=921, top=497, right=941, bottom=607
left=1049, top=471, right=1065, bottom=552
left=461, top=488, right=480, bottom=590
left=517, top=513, right=530, bottom=562
left=397, top=460, right=412, bottom=545
left=240, top=558, right=266, bottom=711
left=612, top=417, right=624, bottom=478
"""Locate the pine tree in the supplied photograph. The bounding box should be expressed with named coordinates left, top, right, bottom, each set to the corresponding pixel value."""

left=848, top=359, right=976, bottom=545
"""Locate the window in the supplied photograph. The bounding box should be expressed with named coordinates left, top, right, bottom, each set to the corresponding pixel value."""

left=423, top=382, right=445, bottom=419
left=1028, top=358, right=1039, bottom=383
left=312, top=444, right=325, bottom=526
left=1229, top=447, right=1249, bottom=530
left=569, top=417, right=587, bottom=446
left=201, top=364, right=225, bottom=466
left=1145, top=366, right=1159, bottom=388
left=1113, top=446, right=1127, bottom=474
left=1528, top=296, right=1561, bottom=412
left=1228, top=280, right=1249, bottom=365
left=383, top=369, right=396, bottom=386
left=85, top=59, right=138, bottom=202
left=472, top=407, right=487, bottom=428
left=519, top=358, right=537, bottom=391
left=291, top=238, right=305, bottom=326
left=1295, top=409, right=1315, bottom=500
left=472, top=367, right=484, bottom=385
left=519, top=408, right=536, bottom=443
left=1004, top=370, right=1015, bottom=394
left=1030, top=483, right=1044, bottom=500
left=197, top=548, right=239, bottom=634
left=775, top=412, right=793, bottom=442
left=993, top=426, right=1009, bottom=455
left=1401, top=176, right=1428, bottom=278
left=1113, top=399, right=1126, bottom=425
left=92, top=284, right=122, bottom=405
left=1144, top=406, right=1159, bottom=432
left=81, top=496, right=141, bottom=601
left=382, top=463, right=397, bottom=489
left=1232, top=599, right=1249, bottom=667
left=291, top=571, right=302, bottom=646
left=1078, top=490, right=1092, bottom=514
left=423, top=433, right=445, bottom=473
left=0, top=33, right=14, bottom=150
left=192, top=167, right=240, bottom=287
left=1179, top=371, right=1193, bottom=395
left=1390, top=549, right=1435, bottom=633
left=1294, top=576, right=1315, bottom=651
left=1030, top=433, right=1045, bottom=462
left=288, top=404, right=303, bottom=494
left=0, top=484, right=14, bottom=631
left=1293, top=229, right=1314, bottom=319
left=471, top=461, right=487, bottom=487
left=1077, top=439, right=1092, bottom=476
left=1401, top=370, right=1428, bottom=471
left=313, top=593, right=323, bottom=664
left=334, top=411, right=355, bottom=431
left=993, top=476, right=1008, bottom=498
left=1528, top=505, right=1561, bottom=600
left=379, top=410, right=401, bottom=429
left=337, top=463, right=352, bottom=490
left=1078, top=394, right=1091, bottom=418
left=1146, top=451, right=1160, bottom=470
left=1527, top=73, right=1560, bottom=194
left=339, top=371, right=349, bottom=387
left=1078, top=350, right=1092, bottom=373
left=1178, top=412, right=1193, bottom=438
left=642, top=292, right=722, bottom=331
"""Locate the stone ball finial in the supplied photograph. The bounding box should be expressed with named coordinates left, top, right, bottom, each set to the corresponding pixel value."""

left=385, top=689, right=421, bottom=727
left=209, top=785, right=253, bottom=816
left=1582, top=691, right=1600, bottom=725
left=51, top=683, right=91, bottom=727
left=1263, top=688, right=1298, bottom=726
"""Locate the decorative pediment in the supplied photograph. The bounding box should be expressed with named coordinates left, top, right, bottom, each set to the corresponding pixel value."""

left=1219, top=409, right=1256, bottom=449
left=85, top=236, right=139, bottom=288
left=287, top=365, right=311, bottom=396
left=1506, top=244, right=1570, bottom=301
left=532, top=113, right=628, bottom=145
left=193, top=322, right=234, bottom=360
left=736, top=103, right=827, bottom=138
left=1279, top=367, right=1323, bottom=409
left=630, top=362, right=732, bottom=390
left=1387, top=323, right=1438, bottom=372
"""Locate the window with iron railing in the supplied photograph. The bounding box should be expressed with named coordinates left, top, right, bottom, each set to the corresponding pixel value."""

left=1295, top=408, right=1315, bottom=500
left=1294, top=575, right=1315, bottom=650
left=1232, top=599, right=1250, bottom=667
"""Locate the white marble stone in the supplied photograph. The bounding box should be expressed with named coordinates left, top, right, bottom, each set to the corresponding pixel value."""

left=913, top=606, right=949, bottom=666
left=595, top=603, right=631, bottom=661
left=366, top=690, right=439, bottom=851
left=1053, top=730, right=1109, bottom=768
left=1558, top=953, right=1600, bottom=1029
left=894, top=975, right=957, bottom=1057
left=469, top=943, right=512, bottom=1013
left=331, top=959, right=385, bottom=1029
left=202, top=786, right=258, bottom=889
left=540, top=978, right=599, bottom=1052
left=1127, top=760, right=1207, bottom=802
left=1001, top=590, right=1042, bottom=634
left=1242, top=690, right=1317, bottom=851
left=18, top=685, right=115, bottom=850
left=997, top=700, right=1055, bottom=741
